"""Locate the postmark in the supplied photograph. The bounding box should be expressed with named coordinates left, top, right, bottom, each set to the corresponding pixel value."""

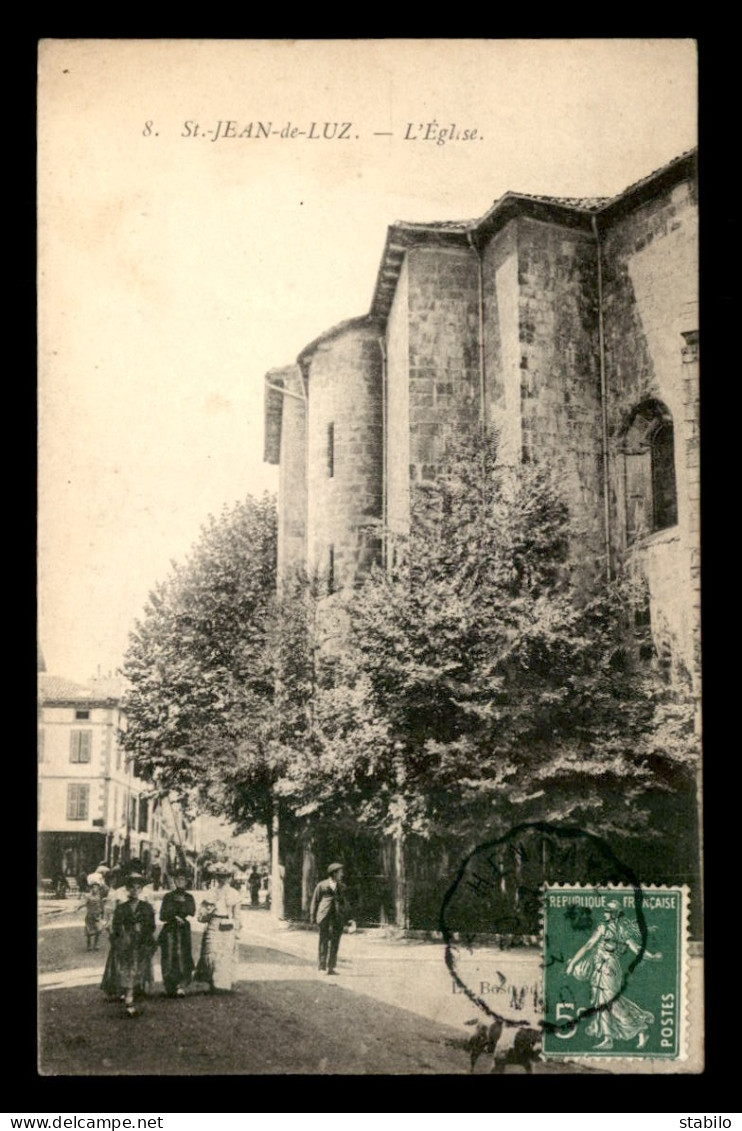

left=440, top=823, right=644, bottom=1017
left=543, top=884, right=688, bottom=1060
left=439, top=823, right=692, bottom=1069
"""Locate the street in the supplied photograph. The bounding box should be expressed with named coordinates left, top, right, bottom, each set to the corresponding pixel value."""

left=39, top=902, right=613, bottom=1075
left=39, top=906, right=468, bottom=1075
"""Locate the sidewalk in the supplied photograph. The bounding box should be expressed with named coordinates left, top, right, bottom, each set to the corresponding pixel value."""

left=39, top=898, right=704, bottom=1071
left=39, top=897, right=540, bottom=1031
left=237, top=911, right=704, bottom=1072
left=239, top=910, right=543, bottom=1032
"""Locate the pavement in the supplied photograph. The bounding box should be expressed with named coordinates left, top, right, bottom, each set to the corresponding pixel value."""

left=39, top=896, right=704, bottom=1074
left=39, top=895, right=545, bottom=1032
left=39, top=899, right=479, bottom=1075
left=236, top=913, right=542, bottom=1032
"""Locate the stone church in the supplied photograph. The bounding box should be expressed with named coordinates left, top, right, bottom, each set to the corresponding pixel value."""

left=263, top=149, right=699, bottom=930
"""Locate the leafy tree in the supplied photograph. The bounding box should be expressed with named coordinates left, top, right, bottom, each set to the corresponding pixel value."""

left=121, top=494, right=279, bottom=828
left=276, top=432, right=698, bottom=854
left=120, top=440, right=699, bottom=904
left=197, top=832, right=267, bottom=871
left=197, top=839, right=230, bottom=869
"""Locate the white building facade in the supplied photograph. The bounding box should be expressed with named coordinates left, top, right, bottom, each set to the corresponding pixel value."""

left=38, top=673, right=194, bottom=884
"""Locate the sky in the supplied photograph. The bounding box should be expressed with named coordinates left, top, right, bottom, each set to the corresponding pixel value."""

left=37, top=39, right=697, bottom=684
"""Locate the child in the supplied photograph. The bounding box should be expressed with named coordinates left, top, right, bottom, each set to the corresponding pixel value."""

left=77, top=876, right=108, bottom=951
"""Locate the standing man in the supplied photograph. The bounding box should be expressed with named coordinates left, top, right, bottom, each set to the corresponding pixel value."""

left=310, top=863, right=348, bottom=975
left=248, top=866, right=262, bottom=907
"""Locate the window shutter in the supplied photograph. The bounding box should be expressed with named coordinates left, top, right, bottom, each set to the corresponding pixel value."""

left=70, top=730, right=92, bottom=763
left=80, top=730, right=92, bottom=763
left=67, top=784, right=79, bottom=819
left=67, top=782, right=90, bottom=819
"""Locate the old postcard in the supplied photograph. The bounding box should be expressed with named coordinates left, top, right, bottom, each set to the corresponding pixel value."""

left=37, top=38, right=701, bottom=1076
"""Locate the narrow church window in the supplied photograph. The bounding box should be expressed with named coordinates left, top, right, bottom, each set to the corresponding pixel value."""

left=624, top=400, right=678, bottom=542
left=651, top=420, right=678, bottom=530
left=327, top=544, right=335, bottom=594
left=327, top=422, right=335, bottom=478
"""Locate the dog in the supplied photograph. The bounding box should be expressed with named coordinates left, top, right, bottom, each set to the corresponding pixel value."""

left=465, top=1018, right=542, bottom=1074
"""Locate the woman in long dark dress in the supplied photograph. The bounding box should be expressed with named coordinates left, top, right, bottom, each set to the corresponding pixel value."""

left=159, top=868, right=196, bottom=997
left=101, top=871, right=156, bottom=1017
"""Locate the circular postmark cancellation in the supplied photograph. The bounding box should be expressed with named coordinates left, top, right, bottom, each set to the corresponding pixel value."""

left=439, top=822, right=686, bottom=1061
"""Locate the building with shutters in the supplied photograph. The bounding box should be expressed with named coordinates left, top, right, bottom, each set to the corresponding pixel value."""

left=37, top=671, right=196, bottom=886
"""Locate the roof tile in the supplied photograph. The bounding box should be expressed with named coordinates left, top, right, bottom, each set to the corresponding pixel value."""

left=39, top=674, right=124, bottom=703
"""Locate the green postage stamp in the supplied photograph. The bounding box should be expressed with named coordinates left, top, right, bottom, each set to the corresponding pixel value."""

left=542, top=885, right=688, bottom=1060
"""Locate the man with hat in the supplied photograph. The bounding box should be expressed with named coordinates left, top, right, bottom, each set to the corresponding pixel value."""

left=309, top=863, right=348, bottom=975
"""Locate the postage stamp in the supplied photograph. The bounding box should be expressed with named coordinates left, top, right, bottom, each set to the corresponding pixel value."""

left=542, top=884, right=688, bottom=1060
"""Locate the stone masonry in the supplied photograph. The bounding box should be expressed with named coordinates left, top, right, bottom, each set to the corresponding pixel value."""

left=264, top=150, right=700, bottom=926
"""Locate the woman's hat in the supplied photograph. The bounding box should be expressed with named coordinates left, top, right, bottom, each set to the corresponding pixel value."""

left=327, top=862, right=343, bottom=876
left=86, top=873, right=103, bottom=887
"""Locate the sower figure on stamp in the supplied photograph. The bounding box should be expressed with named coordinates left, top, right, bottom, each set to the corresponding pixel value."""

left=310, top=863, right=349, bottom=975
left=566, top=899, right=662, bottom=1050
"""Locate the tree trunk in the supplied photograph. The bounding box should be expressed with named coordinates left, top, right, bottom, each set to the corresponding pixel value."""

left=270, top=800, right=285, bottom=921
left=394, top=831, right=409, bottom=930
left=301, top=831, right=317, bottom=918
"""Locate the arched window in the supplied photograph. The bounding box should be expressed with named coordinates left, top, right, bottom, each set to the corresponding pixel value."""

left=624, top=400, right=678, bottom=542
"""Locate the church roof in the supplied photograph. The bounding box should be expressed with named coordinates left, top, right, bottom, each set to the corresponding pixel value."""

left=264, top=148, right=697, bottom=423
left=370, top=148, right=696, bottom=317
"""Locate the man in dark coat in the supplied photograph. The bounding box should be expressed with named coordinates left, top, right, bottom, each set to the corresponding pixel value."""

left=309, top=863, right=348, bottom=974
left=248, top=867, right=261, bottom=906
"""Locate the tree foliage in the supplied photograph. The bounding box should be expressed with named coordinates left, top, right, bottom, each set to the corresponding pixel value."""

left=121, top=437, right=698, bottom=866
left=121, top=494, right=279, bottom=827
left=197, top=832, right=268, bottom=870
left=274, top=432, right=698, bottom=844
